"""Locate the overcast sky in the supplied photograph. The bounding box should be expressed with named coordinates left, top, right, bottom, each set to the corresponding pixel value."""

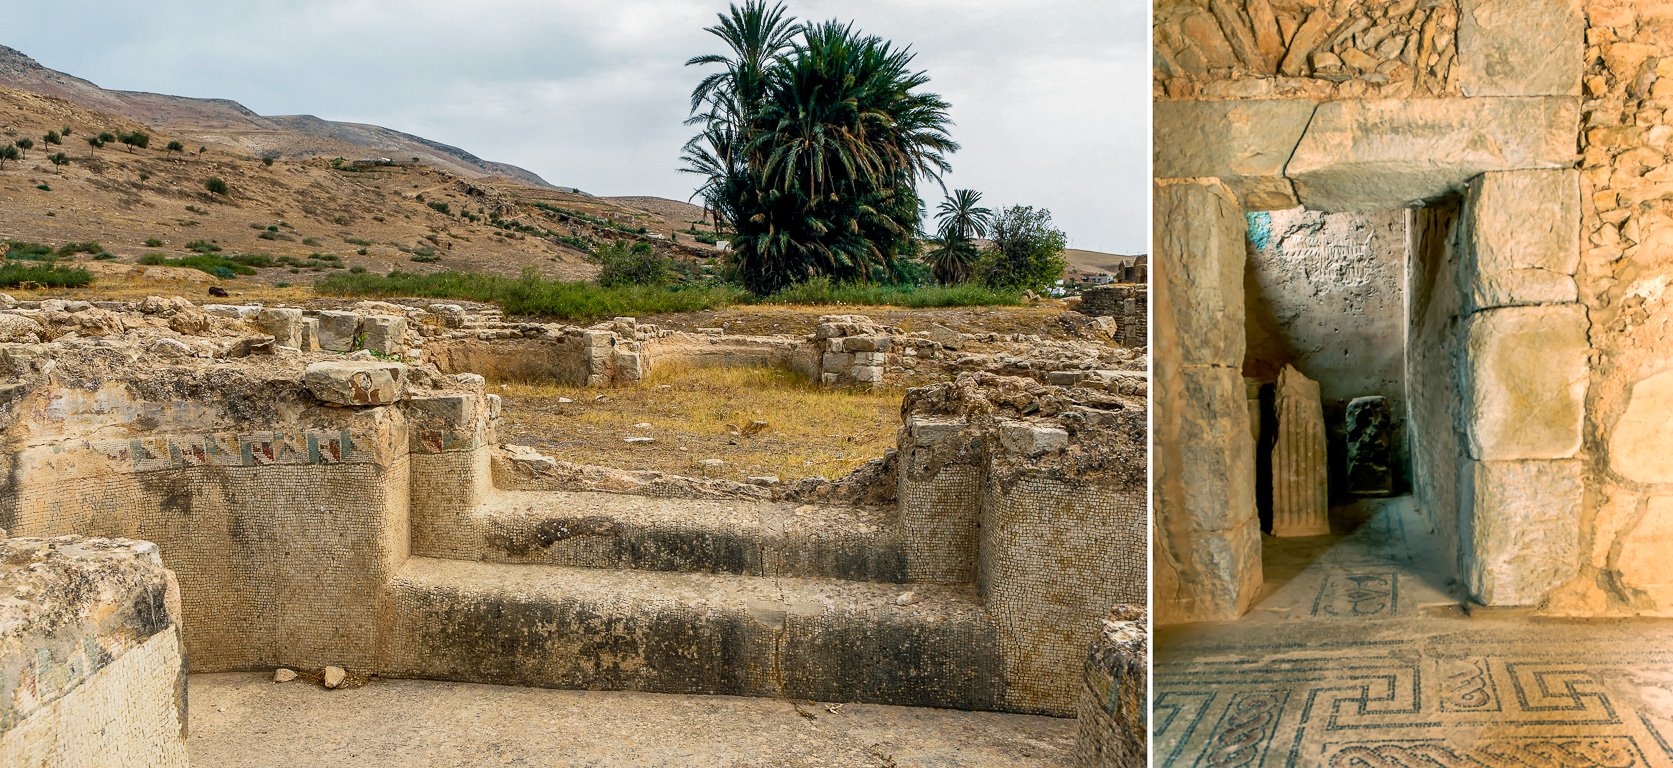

left=8, top=0, right=1146, bottom=253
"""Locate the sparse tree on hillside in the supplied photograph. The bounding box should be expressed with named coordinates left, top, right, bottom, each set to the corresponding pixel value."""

left=42, top=130, right=60, bottom=145
left=166, top=140, right=185, bottom=155
left=927, top=188, right=991, bottom=284
left=14, top=138, right=32, bottom=158
left=47, top=152, right=68, bottom=174
left=205, top=176, right=229, bottom=196
left=118, top=131, right=149, bottom=152
left=86, top=136, right=104, bottom=152
left=0, top=144, right=17, bottom=170
left=97, top=132, right=116, bottom=144
left=59, top=126, right=71, bottom=137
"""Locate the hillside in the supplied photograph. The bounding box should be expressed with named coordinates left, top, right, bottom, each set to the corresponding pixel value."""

left=0, top=44, right=563, bottom=190
left=0, top=85, right=722, bottom=289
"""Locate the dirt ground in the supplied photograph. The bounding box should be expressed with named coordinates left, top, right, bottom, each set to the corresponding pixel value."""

left=496, top=364, right=902, bottom=483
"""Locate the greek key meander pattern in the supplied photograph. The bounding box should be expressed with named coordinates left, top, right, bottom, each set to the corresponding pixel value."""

left=1156, top=637, right=1673, bottom=768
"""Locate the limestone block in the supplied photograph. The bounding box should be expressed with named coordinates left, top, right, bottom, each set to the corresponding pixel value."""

left=1344, top=396, right=1394, bottom=497
left=999, top=422, right=1070, bottom=456
left=1154, top=179, right=1247, bottom=368
left=1464, top=305, right=1589, bottom=461
left=852, top=366, right=884, bottom=384
left=1271, top=365, right=1329, bottom=537
left=614, top=351, right=644, bottom=383
left=1158, top=364, right=1255, bottom=535
left=360, top=315, right=408, bottom=355
left=429, top=303, right=467, bottom=328
left=1287, top=97, right=1580, bottom=211
left=1611, top=369, right=1673, bottom=484
left=0, top=313, right=43, bottom=342
left=853, top=351, right=886, bottom=366
left=582, top=330, right=615, bottom=347
left=1466, top=170, right=1580, bottom=308
left=1616, top=496, right=1673, bottom=607
left=303, top=360, right=409, bottom=406
left=1465, top=459, right=1582, bottom=606
left=928, top=324, right=966, bottom=350
left=822, top=352, right=853, bottom=372
left=1154, top=99, right=1317, bottom=210
left=846, top=336, right=891, bottom=353
left=300, top=318, right=320, bottom=352
left=407, top=393, right=476, bottom=428
left=1456, top=0, right=1584, bottom=98
left=1179, top=515, right=1263, bottom=622
left=255, top=307, right=303, bottom=349
left=315, top=310, right=360, bottom=352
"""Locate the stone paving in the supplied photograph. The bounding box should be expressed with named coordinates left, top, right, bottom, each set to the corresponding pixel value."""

left=1155, top=498, right=1673, bottom=767
left=186, top=672, right=1075, bottom=768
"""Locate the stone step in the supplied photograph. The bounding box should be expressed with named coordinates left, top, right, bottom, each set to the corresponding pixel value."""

left=413, top=489, right=908, bottom=583
left=377, top=558, right=1007, bottom=711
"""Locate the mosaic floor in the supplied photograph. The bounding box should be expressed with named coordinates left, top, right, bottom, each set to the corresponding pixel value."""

left=1155, top=497, right=1673, bottom=767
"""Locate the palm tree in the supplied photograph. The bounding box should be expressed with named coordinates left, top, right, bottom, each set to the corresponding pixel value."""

left=925, top=190, right=991, bottom=285
left=682, top=5, right=957, bottom=294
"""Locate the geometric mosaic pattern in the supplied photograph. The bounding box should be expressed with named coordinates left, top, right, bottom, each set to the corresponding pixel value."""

left=1156, top=500, right=1673, bottom=767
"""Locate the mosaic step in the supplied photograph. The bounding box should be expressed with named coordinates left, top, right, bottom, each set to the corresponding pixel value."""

left=377, top=557, right=1008, bottom=711
left=412, top=490, right=909, bottom=583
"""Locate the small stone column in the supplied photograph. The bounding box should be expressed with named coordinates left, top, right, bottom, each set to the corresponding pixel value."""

left=1271, top=365, right=1329, bottom=537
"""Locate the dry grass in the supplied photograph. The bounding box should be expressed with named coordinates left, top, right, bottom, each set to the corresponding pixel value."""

left=495, top=363, right=902, bottom=483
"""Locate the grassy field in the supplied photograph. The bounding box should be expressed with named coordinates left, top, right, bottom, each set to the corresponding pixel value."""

left=494, top=363, right=901, bottom=483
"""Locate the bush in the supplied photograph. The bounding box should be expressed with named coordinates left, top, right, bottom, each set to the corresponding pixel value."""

left=261, top=157, right=274, bottom=167
left=4, top=242, right=52, bottom=261
left=97, top=132, right=116, bottom=144
left=92, top=252, right=116, bottom=260
left=761, top=275, right=1021, bottom=308
left=118, top=131, right=149, bottom=152
left=185, top=240, right=220, bottom=254
left=0, top=261, right=91, bottom=288
left=316, top=267, right=752, bottom=321
left=166, top=140, right=184, bottom=153
left=137, top=253, right=257, bottom=276
left=427, top=201, right=450, bottom=215
left=205, top=177, right=229, bottom=195
left=35, top=184, right=49, bottom=192
left=350, top=266, right=367, bottom=274
left=144, top=237, right=164, bottom=248
left=978, top=205, right=1068, bottom=292
left=56, top=241, right=101, bottom=257
left=43, top=131, right=61, bottom=145
left=410, top=254, right=441, bottom=263
left=595, top=240, right=672, bottom=288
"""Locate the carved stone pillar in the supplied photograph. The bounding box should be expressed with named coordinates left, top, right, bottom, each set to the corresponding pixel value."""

left=1272, top=365, right=1329, bottom=537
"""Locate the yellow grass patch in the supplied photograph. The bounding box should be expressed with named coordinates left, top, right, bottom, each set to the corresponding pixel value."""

left=495, top=363, right=902, bottom=483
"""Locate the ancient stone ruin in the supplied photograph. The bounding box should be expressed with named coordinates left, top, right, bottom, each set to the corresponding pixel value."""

left=1153, top=0, right=1673, bottom=762
left=0, top=295, right=1146, bottom=762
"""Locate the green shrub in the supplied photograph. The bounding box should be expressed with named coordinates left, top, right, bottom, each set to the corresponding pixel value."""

left=0, top=262, right=91, bottom=288
left=166, top=140, right=184, bottom=153
left=55, top=241, right=101, bottom=257
left=92, top=252, right=116, bottom=261
left=315, top=267, right=751, bottom=321
left=35, top=184, right=50, bottom=192
left=262, top=157, right=274, bottom=167
left=137, top=253, right=256, bottom=276
left=4, top=242, right=53, bottom=261
left=595, top=240, right=671, bottom=288
left=185, top=240, right=221, bottom=253
left=42, top=131, right=60, bottom=146
left=427, top=201, right=450, bottom=215
left=144, top=237, right=164, bottom=248
left=344, top=237, right=373, bottom=246
left=275, top=282, right=291, bottom=288
left=410, top=254, right=441, bottom=263
left=205, top=177, right=229, bottom=195
left=761, top=276, right=1020, bottom=308
left=350, top=266, right=367, bottom=274
left=302, top=237, right=321, bottom=246
left=118, top=131, right=149, bottom=152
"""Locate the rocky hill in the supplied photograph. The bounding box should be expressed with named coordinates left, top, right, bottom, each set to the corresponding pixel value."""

left=0, top=44, right=563, bottom=190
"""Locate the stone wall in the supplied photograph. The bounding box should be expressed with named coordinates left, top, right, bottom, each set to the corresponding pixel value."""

left=1405, top=203, right=1467, bottom=580
left=1077, top=286, right=1149, bottom=347
left=1246, top=208, right=1410, bottom=492
left=0, top=537, right=188, bottom=768
left=1074, top=606, right=1147, bottom=768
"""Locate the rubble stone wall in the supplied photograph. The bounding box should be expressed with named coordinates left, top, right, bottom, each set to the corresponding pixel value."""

left=0, top=537, right=188, bottom=768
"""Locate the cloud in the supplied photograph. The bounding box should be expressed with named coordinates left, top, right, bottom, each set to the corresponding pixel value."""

left=7, top=0, right=1146, bottom=252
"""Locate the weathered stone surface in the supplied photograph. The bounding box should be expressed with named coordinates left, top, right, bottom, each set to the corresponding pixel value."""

left=1465, top=459, right=1582, bottom=606
left=1611, top=369, right=1673, bottom=484
left=300, top=318, right=320, bottom=352
left=256, top=307, right=304, bottom=349
left=274, top=668, right=297, bottom=682
left=1463, top=305, right=1589, bottom=461
left=323, top=666, right=346, bottom=689
left=1271, top=365, right=1329, bottom=537
left=1073, top=605, right=1146, bottom=768
left=0, top=313, right=43, bottom=342
left=1617, top=496, right=1673, bottom=607
left=1154, top=99, right=1316, bottom=209
left=315, top=310, right=360, bottom=352
left=1456, top=0, right=1583, bottom=98
left=928, top=324, right=965, bottom=350
left=1287, top=97, right=1580, bottom=211
left=999, top=422, right=1069, bottom=457
left=1344, top=396, right=1394, bottom=497
left=360, top=315, right=407, bottom=355
left=1154, top=178, right=1247, bottom=368
left=1466, top=170, right=1580, bottom=308
left=303, top=361, right=409, bottom=406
